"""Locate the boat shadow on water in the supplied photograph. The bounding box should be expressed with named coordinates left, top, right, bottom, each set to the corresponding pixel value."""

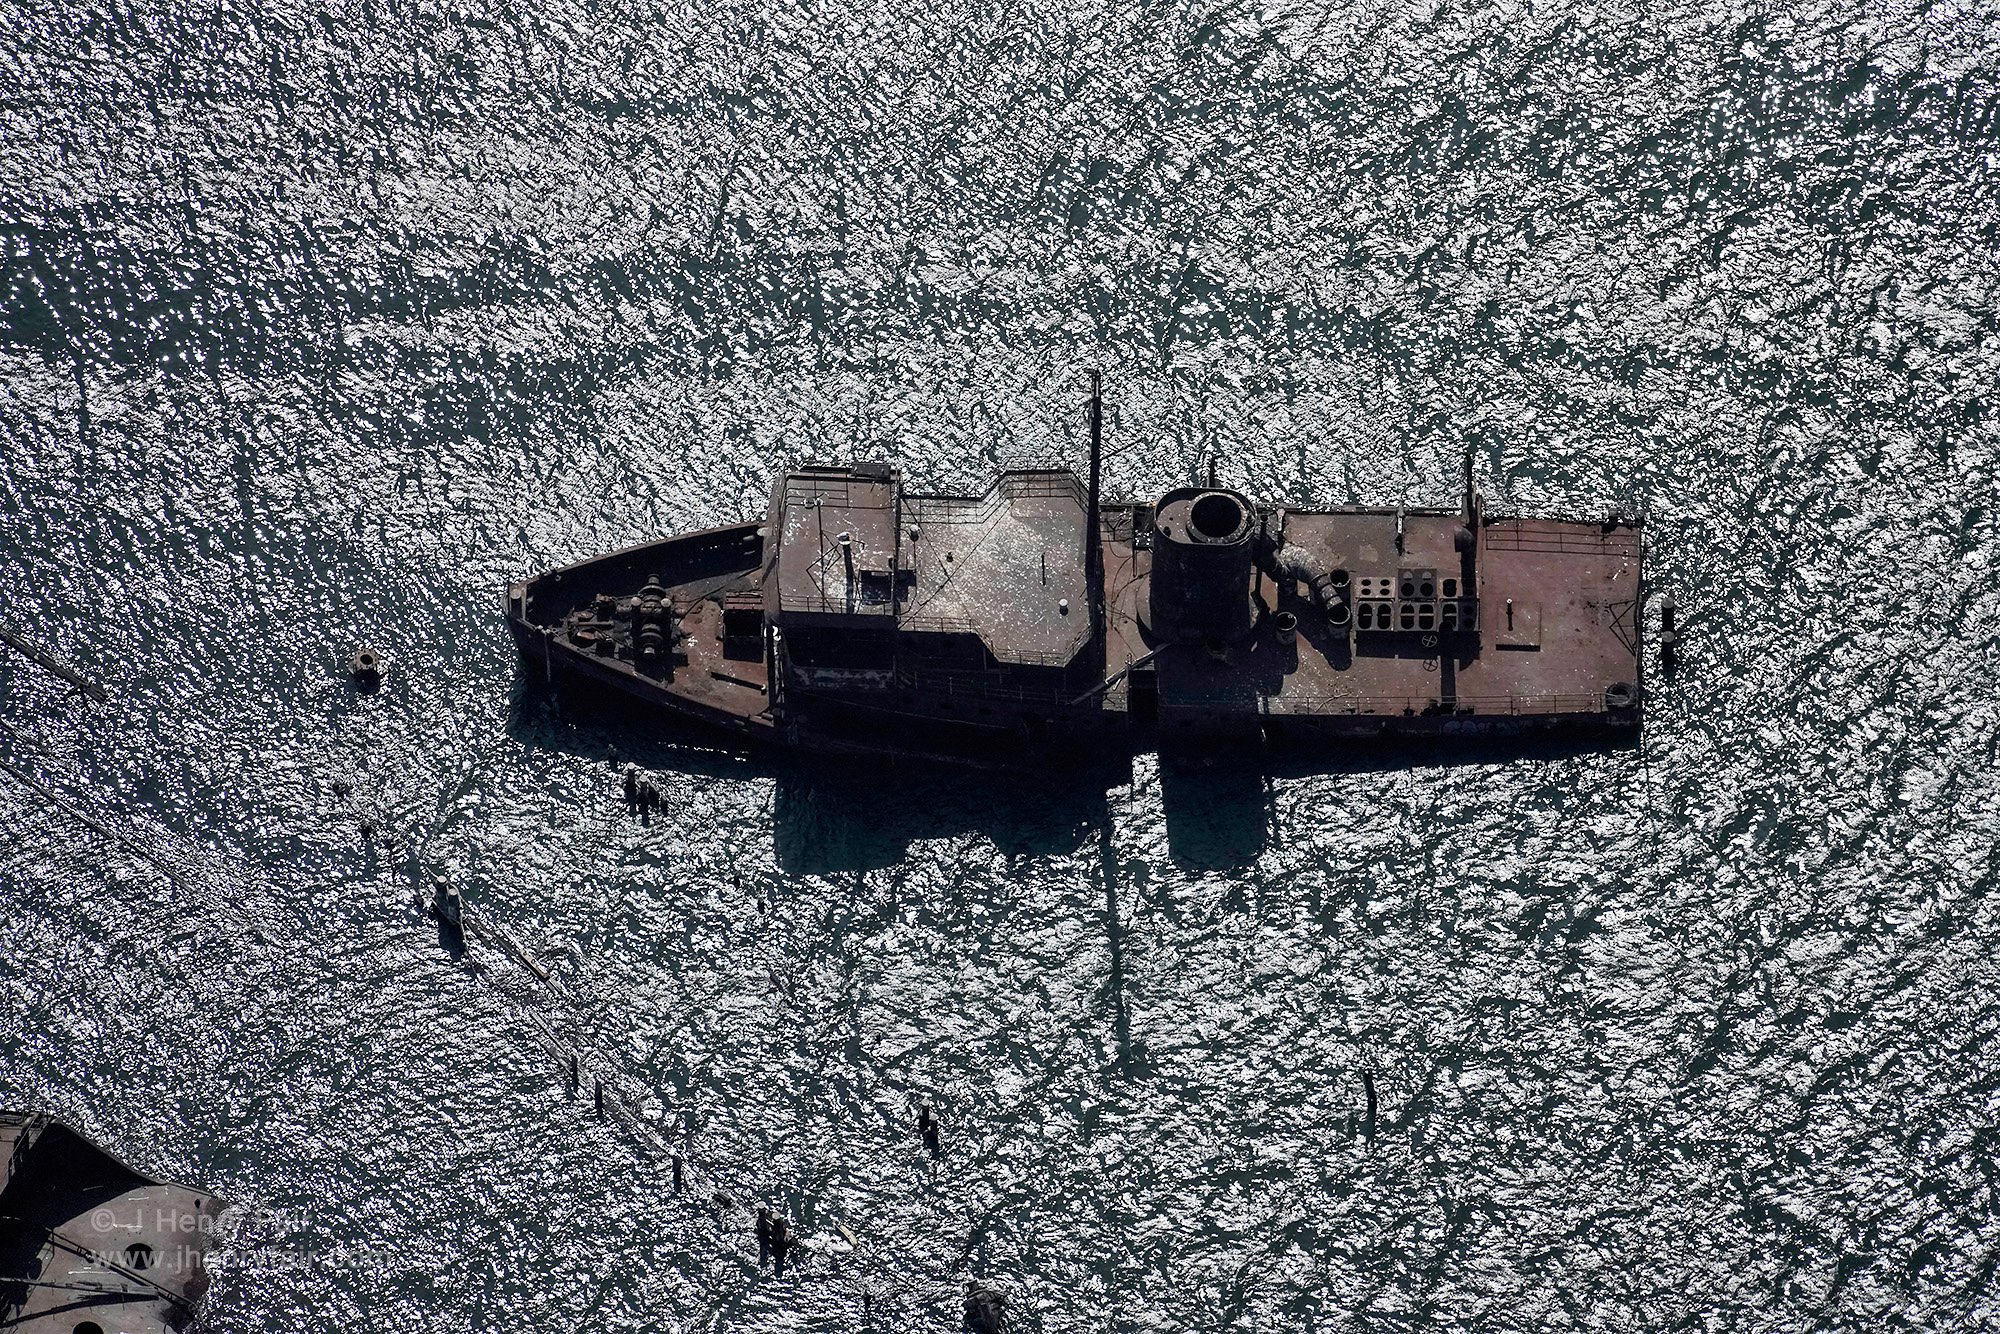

left=505, top=673, right=1109, bottom=874
left=506, top=669, right=1635, bottom=874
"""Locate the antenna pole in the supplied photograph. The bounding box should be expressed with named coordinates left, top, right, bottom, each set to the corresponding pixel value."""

left=1086, top=370, right=1105, bottom=672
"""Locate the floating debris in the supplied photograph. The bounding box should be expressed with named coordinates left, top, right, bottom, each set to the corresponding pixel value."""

left=770, top=1213, right=793, bottom=1276
left=1363, top=1069, right=1378, bottom=1149
left=918, top=1101, right=941, bottom=1159
left=431, top=875, right=464, bottom=945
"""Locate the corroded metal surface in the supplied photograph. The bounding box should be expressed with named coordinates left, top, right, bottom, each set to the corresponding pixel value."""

left=0, top=1112, right=227, bottom=1333
left=900, top=474, right=1091, bottom=667
left=773, top=468, right=899, bottom=623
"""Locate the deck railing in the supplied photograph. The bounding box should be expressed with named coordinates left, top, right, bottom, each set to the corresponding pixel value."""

left=1161, top=689, right=1611, bottom=716
left=894, top=665, right=1067, bottom=705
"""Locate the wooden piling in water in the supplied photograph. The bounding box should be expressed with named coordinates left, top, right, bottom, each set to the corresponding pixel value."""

left=0, top=626, right=105, bottom=700
left=1363, top=1070, right=1378, bottom=1149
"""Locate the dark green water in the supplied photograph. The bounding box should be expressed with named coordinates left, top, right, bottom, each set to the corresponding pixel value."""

left=2, top=0, right=1997, bottom=1328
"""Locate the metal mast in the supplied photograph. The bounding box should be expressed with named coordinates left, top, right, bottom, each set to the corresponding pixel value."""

left=1086, top=369, right=1105, bottom=671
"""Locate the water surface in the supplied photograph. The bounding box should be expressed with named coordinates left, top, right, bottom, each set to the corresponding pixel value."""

left=2, top=0, right=1998, bottom=1328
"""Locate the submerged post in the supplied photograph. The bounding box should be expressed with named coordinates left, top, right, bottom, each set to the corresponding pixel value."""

left=1086, top=370, right=1105, bottom=671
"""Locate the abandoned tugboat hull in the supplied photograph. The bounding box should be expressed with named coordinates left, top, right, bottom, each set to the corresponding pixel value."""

left=507, top=523, right=1641, bottom=767
left=509, top=391, right=1645, bottom=770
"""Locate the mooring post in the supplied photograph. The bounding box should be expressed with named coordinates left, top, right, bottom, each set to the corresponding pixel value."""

left=771, top=1215, right=791, bottom=1276
left=1363, top=1070, right=1378, bottom=1150
left=918, top=1102, right=941, bottom=1160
